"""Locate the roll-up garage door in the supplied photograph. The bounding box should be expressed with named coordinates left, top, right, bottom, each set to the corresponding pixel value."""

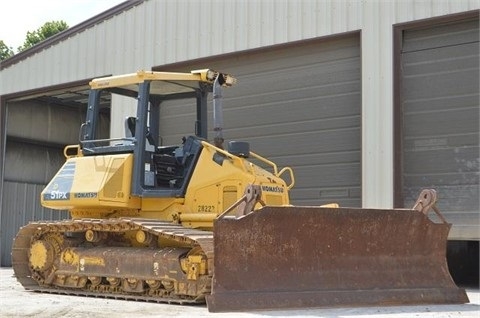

left=401, top=18, right=479, bottom=240
left=157, top=34, right=361, bottom=207
left=0, top=100, right=86, bottom=266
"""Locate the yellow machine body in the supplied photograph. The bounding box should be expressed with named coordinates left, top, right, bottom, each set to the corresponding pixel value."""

left=41, top=141, right=290, bottom=228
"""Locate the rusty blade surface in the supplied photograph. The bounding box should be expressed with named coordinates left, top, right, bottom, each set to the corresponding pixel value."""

left=206, top=206, right=469, bottom=312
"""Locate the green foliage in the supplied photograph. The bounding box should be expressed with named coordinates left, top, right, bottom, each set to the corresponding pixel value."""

left=0, top=40, right=14, bottom=61
left=17, top=20, right=69, bottom=52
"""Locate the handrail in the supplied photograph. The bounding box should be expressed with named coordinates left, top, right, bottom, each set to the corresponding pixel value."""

left=80, top=137, right=136, bottom=145
left=63, top=145, right=82, bottom=159
left=278, top=166, right=295, bottom=190
left=249, top=151, right=278, bottom=175
left=201, top=141, right=246, bottom=170
left=202, top=141, right=295, bottom=188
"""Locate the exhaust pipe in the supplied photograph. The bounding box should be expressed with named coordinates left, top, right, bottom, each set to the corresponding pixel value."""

left=213, top=74, right=225, bottom=149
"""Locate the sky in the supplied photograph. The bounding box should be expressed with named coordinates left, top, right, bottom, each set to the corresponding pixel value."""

left=0, top=0, right=125, bottom=50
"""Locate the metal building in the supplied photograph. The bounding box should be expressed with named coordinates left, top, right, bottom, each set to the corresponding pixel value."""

left=0, top=0, right=478, bottom=278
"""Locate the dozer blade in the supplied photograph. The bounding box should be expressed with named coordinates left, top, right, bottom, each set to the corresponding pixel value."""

left=207, top=202, right=468, bottom=312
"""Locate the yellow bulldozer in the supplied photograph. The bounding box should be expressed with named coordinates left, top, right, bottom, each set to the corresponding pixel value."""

left=12, top=69, right=468, bottom=312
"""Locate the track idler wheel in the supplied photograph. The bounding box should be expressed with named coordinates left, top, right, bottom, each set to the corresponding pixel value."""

left=29, top=234, right=62, bottom=273
left=29, top=240, right=55, bottom=271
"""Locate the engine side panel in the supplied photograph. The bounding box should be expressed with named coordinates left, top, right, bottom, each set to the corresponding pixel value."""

left=41, top=154, right=141, bottom=212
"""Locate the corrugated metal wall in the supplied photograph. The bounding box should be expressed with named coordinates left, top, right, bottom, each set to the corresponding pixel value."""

left=1, top=1, right=477, bottom=95
left=6, top=100, right=86, bottom=145
left=0, top=100, right=90, bottom=266
left=401, top=18, right=479, bottom=240
left=0, top=106, right=4, bottom=173
left=4, top=140, right=65, bottom=184
left=159, top=35, right=361, bottom=207
left=1, top=182, right=68, bottom=266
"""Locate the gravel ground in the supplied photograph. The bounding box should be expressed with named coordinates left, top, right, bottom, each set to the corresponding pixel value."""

left=1, top=268, right=478, bottom=318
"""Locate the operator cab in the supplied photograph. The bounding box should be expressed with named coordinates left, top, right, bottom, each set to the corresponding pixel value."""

left=151, top=136, right=202, bottom=190
left=122, top=115, right=201, bottom=190
left=79, top=70, right=234, bottom=198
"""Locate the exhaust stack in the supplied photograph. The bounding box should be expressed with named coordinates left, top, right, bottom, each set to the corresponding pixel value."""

left=213, top=74, right=225, bottom=149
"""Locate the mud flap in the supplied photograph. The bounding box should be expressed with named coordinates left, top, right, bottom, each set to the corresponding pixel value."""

left=206, top=206, right=469, bottom=312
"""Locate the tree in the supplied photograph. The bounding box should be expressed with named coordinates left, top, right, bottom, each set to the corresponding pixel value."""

left=0, top=40, right=14, bottom=61
left=17, top=20, right=69, bottom=52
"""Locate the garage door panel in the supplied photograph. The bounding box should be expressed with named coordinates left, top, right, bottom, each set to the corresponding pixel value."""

left=160, top=35, right=361, bottom=206
left=4, top=141, right=65, bottom=184
left=227, top=115, right=360, bottom=142
left=222, top=66, right=360, bottom=111
left=227, top=85, right=360, bottom=119
left=225, top=93, right=360, bottom=132
left=449, top=226, right=480, bottom=241
left=401, top=19, right=479, bottom=240
left=402, top=39, right=479, bottom=102
left=232, top=59, right=360, bottom=94
left=273, top=150, right=361, bottom=168
left=226, top=37, right=360, bottom=75
left=404, top=107, right=479, bottom=137
left=293, top=164, right=361, bottom=188
left=159, top=100, right=361, bottom=145
left=404, top=94, right=477, bottom=114
left=158, top=98, right=204, bottom=143
left=405, top=173, right=479, bottom=190
left=444, top=213, right=480, bottom=225
left=443, top=214, right=480, bottom=241
left=403, top=42, right=479, bottom=76
left=403, top=19, right=479, bottom=53
left=159, top=94, right=360, bottom=135
left=404, top=146, right=478, bottom=175
left=248, top=128, right=360, bottom=158
left=7, top=100, right=85, bottom=145
left=292, top=187, right=361, bottom=206
left=403, top=67, right=478, bottom=101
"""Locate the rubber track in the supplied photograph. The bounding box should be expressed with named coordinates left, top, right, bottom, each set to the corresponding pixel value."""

left=12, top=218, right=214, bottom=305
